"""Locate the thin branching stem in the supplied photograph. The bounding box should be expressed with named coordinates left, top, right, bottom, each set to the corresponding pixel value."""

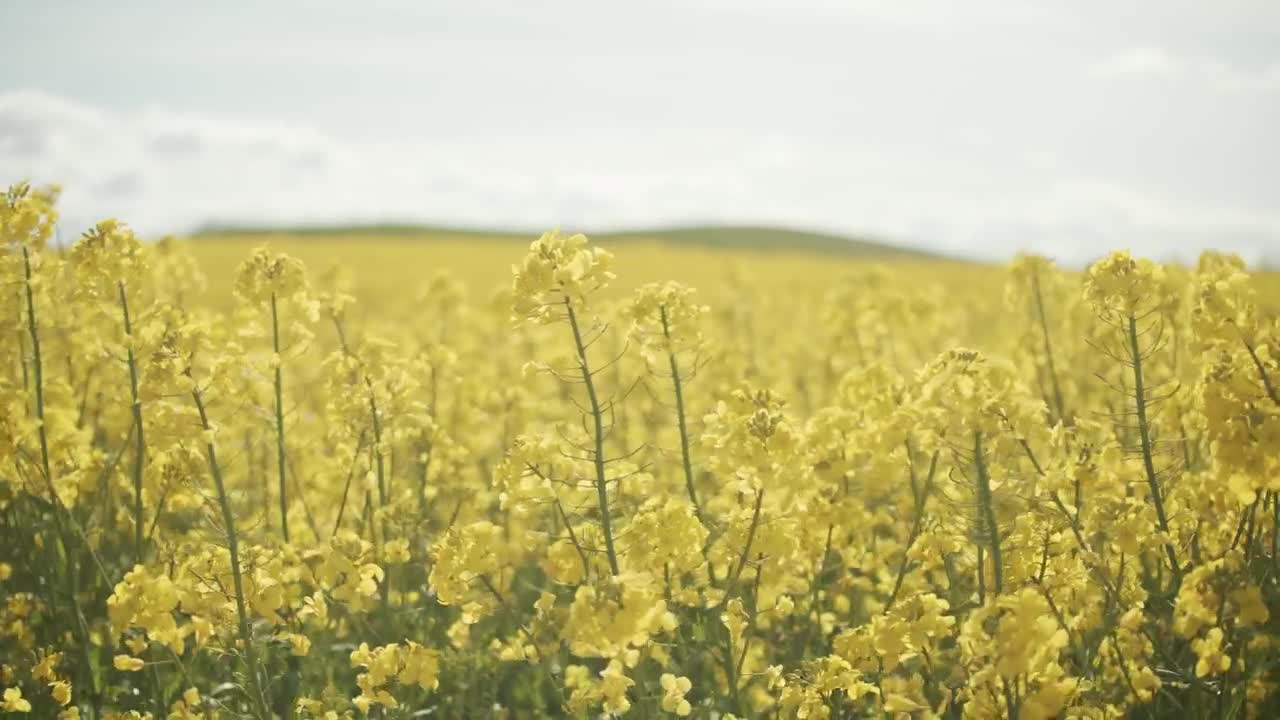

left=1127, top=314, right=1181, bottom=579
left=271, top=291, right=290, bottom=542
left=564, top=297, right=620, bottom=575
left=661, top=306, right=705, bottom=524
left=22, top=245, right=102, bottom=713
left=1030, top=266, right=1068, bottom=423
left=119, top=280, right=147, bottom=565
left=1240, top=334, right=1279, bottom=407
left=730, top=488, right=766, bottom=588
left=332, top=429, right=368, bottom=538
left=973, top=431, right=1003, bottom=595
left=191, top=383, right=271, bottom=719
left=887, top=451, right=939, bottom=611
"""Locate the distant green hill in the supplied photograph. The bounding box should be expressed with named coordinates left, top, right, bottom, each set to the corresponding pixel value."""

left=193, top=223, right=941, bottom=259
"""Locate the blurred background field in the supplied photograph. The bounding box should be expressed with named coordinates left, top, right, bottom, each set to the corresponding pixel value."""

left=185, top=226, right=977, bottom=304
left=182, top=226, right=1278, bottom=324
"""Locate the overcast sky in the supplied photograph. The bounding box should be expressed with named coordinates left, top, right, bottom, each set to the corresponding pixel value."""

left=4, top=0, right=1278, bottom=264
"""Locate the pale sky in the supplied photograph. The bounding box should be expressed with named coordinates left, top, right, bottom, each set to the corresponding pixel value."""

left=4, top=0, right=1279, bottom=265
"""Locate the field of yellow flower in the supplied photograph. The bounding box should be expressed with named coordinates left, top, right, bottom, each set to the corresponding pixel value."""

left=2, top=181, right=1279, bottom=719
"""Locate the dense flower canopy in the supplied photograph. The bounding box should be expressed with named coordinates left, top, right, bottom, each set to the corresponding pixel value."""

left=1, top=181, right=1279, bottom=718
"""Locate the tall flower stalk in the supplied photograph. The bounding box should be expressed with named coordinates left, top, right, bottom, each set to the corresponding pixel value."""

left=1085, top=251, right=1182, bottom=580
left=120, top=281, right=146, bottom=564
left=511, top=230, right=622, bottom=575
left=628, top=283, right=711, bottom=524
left=191, top=382, right=270, bottom=718
left=71, top=219, right=149, bottom=564
left=9, top=185, right=103, bottom=715
left=564, top=299, right=620, bottom=575
left=236, top=247, right=310, bottom=543
left=271, top=292, right=290, bottom=542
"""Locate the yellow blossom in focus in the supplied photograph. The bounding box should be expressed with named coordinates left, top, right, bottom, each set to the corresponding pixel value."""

left=235, top=246, right=309, bottom=307
left=600, top=660, right=634, bottom=715
left=3, top=687, right=31, bottom=712
left=1193, top=628, right=1232, bottom=678
left=659, top=673, right=692, bottom=716
left=49, top=680, right=71, bottom=706
left=113, top=655, right=145, bottom=672
left=511, top=229, right=614, bottom=322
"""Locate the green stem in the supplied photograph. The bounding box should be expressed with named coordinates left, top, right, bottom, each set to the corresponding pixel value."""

left=365, top=376, right=391, bottom=616
left=192, top=385, right=270, bottom=719
left=721, top=626, right=744, bottom=715
left=886, top=451, right=939, bottom=611
left=1030, top=267, right=1068, bottom=423
left=271, top=292, right=290, bottom=542
left=661, top=306, right=703, bottom=524
left=332, top=431, right=367, bottom=538
left=661, top=306, right=720, bottom=588
left=22, top=245, right=101, bottom=712
left=976, top=546, right=986, bottom=605
left=21, top=244, right=57, bottom=553
left=973, top=432, right=1003, bottom=595
left=148, top=663, right=167, bottom=719
left=1240, top=334, right=1279, bottom=407
left=554, top=496, right=593, bottom=579
left=119, top=281, right=147, bottom=565
left=805, top=526, right=833, bottom=656
left=730, top=488, right=765, bottom=588
left=734, top=562, right=765, bottom=679
left=1126, top=314, right=1180, bottom=578
left=17, top=313, right=29, bottom=395
left=564, top=298, right=619, bottom=575
left=417, top=440, right=433, bottom=520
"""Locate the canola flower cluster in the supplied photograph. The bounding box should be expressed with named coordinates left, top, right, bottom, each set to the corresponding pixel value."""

left=1, top=181, right=1279, bottom=719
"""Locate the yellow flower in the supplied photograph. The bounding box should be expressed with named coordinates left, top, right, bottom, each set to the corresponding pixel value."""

left=511, top=229, right=614, bottom=322
left=279, top=632, right=312, bottom=657
left=722, top=598, right=749, bottom=649
left=383, top=538, right=411, bottom=564
left=562, top=573, right=677, bottom=658
left=1131, top=665, right=1162, bottom=702
left=2, top=687, right=31, bottom=712
left=1, top=182, right=60, bottom=250
left=627, top=281, right=709, bottom=364
left=298, top=591, right=329, bottom=623
left=168, top=687, right=203, bottom=720
left=600, top=660, right=634, bottom=715
left=883, top=693, right=927, bottom=713
left=49, top=680, right=72, bottom=706
left=429, top=521, right=504, bottom=610
left=620, top=499, right=708, bottom=577
left=107, top=566, right=183, bottom=654
left=1192, top=628, right=1232, bottom=678
left=1083, top=250, right=1165, bottom=318
left=113, top=654, right=145, bottom=672
left=235, top=246, right=309, bottom=306
left=398, top=642, right=440, bottom=691
left=32, top=651, right=62, bottom=682
left=1232, top=586, right=1270, bottom=627
left=70, top=218, right=146, bottom=297
left=659, top=673, right=692, bottom=716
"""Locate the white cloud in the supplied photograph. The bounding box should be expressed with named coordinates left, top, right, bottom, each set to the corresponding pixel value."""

left=1088, top=47, right=1280, bottom=94
left=695, top=0, right=1057, bottom=30
left=1087, top=47, right=1178, bottom=77
left=1200, top=59, right=1280, bottom=94
left=2, top=88, right=1277, bottom=268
